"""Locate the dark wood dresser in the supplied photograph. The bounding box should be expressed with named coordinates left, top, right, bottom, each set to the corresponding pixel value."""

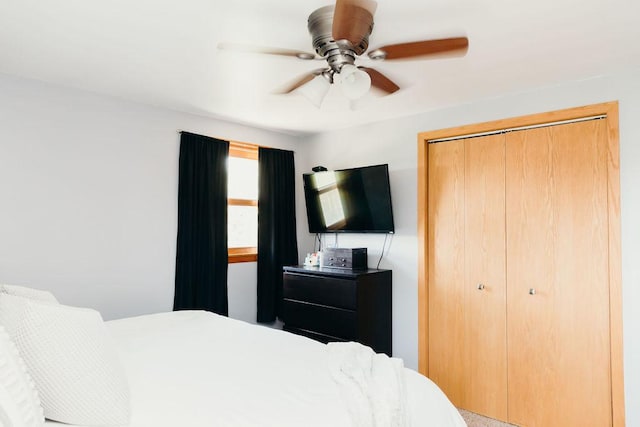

left=281, top=265, right=392, bottom=356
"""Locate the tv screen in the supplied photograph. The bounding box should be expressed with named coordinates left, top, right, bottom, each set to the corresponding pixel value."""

left=303, top=164, right=395, bottom=233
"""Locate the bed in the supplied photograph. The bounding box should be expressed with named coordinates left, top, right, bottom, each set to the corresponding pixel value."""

left=0, top=286, right=465, bottom=427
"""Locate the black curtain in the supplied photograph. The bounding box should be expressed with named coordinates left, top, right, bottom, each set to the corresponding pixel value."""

left=257, top=148, right=299, bottom=323
left=174, top=132, right=229, bottom=315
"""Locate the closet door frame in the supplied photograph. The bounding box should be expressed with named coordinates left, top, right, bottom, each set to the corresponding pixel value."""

left=417, top=101, right=624, bottom=426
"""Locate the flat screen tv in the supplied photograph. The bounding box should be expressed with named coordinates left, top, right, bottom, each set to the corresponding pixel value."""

left=303, top=164, right=395, bottom=233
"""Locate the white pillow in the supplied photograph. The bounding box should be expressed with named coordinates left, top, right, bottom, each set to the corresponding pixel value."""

left=0, top=294, right=131, bottom=426
left=0, top=284, right=58, bottom=304
left=0, top=325, right=45, bottom=427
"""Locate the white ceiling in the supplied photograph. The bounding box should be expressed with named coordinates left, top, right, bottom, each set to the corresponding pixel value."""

left=1, top=0, right=639, bottom=135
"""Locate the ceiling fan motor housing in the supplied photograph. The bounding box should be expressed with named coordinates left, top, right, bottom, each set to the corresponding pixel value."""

left=307, top=5, right=373, bottom=73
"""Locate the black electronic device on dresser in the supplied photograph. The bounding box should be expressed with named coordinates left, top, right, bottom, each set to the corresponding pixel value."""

left=281, top=266, right=392, bottom=356
left=320, top=247, right=367, bottom=269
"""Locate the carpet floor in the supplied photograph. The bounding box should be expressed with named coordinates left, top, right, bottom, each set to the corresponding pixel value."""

left=459, top=409, right=518, bottom=427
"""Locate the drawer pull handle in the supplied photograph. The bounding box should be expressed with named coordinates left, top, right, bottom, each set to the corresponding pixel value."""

left=477, top=283, right=485, bottom=291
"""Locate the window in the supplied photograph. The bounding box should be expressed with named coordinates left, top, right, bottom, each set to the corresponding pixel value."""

left=228, top=141, right=258, bottom=263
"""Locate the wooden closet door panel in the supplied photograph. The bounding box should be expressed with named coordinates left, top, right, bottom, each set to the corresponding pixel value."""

left=506, top=120, right=611, bottom=427
left=428, top=140, right=466, bottom=406
left=464, top=134, right=507, bottom=419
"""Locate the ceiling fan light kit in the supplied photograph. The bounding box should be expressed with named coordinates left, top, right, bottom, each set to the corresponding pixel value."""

left=297, top=74, right=332, bottom=107
left=337, top=64, right=371, bottom=100
left=219, top=0, right=469, bottom=108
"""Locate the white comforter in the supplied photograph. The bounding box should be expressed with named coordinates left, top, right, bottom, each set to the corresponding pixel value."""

left=45, top=311, right=465, bottom=427
left=327, top=342, right=409, bottom=426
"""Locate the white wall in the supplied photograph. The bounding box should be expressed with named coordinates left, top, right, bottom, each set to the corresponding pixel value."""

left=0, top=73, right=300, bottom=323
left=298, top=68, right=640, bottom=425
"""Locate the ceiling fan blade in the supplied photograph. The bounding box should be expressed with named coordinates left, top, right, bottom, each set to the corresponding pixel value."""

left=332, top=0, right=377, bottom=47
left=359, top=67, right=400, bottom=95
left=275, top=69, right=328, bottom=94
left=217, top=42, right=317, bottom=60
left=369, top=37, right=469, bottom=61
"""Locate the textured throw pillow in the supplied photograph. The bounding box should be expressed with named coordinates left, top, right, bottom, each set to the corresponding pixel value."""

left=0, top=284, right=58, bottom=304
left=0, top=294, right=131, bottom=426
left=0, top=325, right=45, bottom=427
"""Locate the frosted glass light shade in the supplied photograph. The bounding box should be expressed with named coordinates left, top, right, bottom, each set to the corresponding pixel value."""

left=297, top=75, right=331, bottom=107
left=338, top=64, right=371, bottom=100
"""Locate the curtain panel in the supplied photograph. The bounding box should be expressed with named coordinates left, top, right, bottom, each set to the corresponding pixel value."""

left=257, top=147, right=299, bottom=323
left=174, top=132, right=229, bottom=315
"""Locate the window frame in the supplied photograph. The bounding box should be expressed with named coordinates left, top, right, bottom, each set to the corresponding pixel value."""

left=228, top=141, right=259, bottom=263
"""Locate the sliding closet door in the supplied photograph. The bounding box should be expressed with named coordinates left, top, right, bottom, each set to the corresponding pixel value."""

left=505, top=120, right=611, bottom=426
left=464, top=134, right=507, bottom=420
left=428, top=139, right=466, bottom=406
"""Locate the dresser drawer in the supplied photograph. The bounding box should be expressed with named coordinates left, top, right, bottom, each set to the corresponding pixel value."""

left=283, top=326, right=348, bottom=344
left=282, top=299, right=356, bottom=339
left=283, top=272, right=356, bottom=310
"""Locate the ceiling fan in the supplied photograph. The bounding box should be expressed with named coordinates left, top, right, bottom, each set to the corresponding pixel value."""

left=218, top=0, right=469, bottom=107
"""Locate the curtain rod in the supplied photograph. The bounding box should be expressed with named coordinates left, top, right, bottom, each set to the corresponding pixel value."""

left=176, top=130, right=295, bottom=153
left=177, top=130, right=255, bottom=147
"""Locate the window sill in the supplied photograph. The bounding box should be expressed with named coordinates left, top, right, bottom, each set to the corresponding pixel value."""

left=228, top=247, right=257, bottom=263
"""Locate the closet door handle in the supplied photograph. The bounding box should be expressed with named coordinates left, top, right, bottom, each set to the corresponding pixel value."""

left=529, top=288, right=536, bottom=295
left=477, top=283, right=485, bottom=291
